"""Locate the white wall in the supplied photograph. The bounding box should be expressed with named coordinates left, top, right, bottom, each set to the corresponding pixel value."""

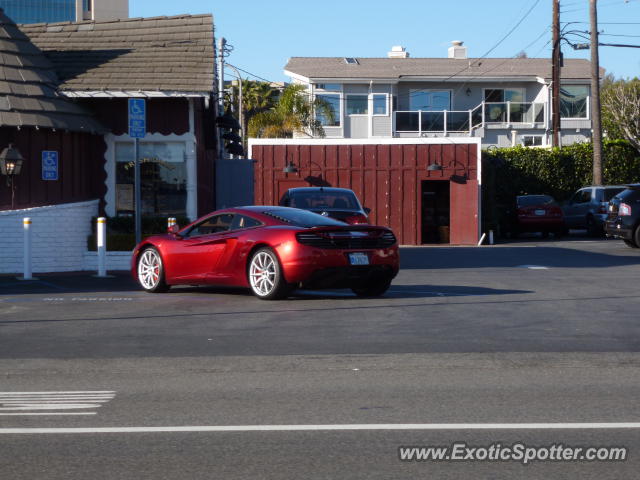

left=0, top=200, right=99, bottom=274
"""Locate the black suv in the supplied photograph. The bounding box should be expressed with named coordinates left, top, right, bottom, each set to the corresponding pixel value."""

left=605, top=184, right=640, bottom=248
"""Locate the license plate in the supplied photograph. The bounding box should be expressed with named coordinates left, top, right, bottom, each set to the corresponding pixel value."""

left=348, top=252, right=369, bottom=265
left=534, top=209, right=546, bottom=216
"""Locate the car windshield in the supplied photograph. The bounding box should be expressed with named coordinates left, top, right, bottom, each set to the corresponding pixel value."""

left=517, top=195, right=556, bottom=207
left=289, top=190, right=359, bottom=210
left=263, top=209, right=346, bottom=227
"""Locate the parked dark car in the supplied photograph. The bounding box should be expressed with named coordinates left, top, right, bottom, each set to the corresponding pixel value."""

left=279, top=187, right=370, bottom=224
left=562, top=185, right=626, bottom=234
left=504, top=195, right=565, bottom=237
left=605, top=184, right=640, bottom=248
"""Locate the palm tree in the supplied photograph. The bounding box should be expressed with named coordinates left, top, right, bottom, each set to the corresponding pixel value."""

left=248, top=84, right=334, bottom=138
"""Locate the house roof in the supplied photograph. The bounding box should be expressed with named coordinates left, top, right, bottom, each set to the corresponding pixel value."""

left=0, top=9, right=104, bottom=132
left=284, top=57, right=599, bottom=81
left=19, top=14, right=215, bottom=95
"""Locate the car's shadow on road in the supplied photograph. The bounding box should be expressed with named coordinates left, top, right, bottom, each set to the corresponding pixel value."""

left=166, top=284, right=531, bottom=300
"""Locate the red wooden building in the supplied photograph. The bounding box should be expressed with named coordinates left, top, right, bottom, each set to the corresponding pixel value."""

left=1, top=14, right=218, bottom=218
left=250, top=139, right=481, bottom=246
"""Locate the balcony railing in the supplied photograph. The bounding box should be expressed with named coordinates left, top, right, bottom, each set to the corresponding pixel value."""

left=394, top=102, right=545, bottom=135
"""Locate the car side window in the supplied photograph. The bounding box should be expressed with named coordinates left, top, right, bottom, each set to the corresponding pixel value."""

left=280, top=194, right=290, bottom=207
left=572, top=190, right=590, bottom=204
left=230, top=214, right=262, bottom=231
left=580, top=190, right=592, bottom=203
left=186, top=214, right=234, bottom=237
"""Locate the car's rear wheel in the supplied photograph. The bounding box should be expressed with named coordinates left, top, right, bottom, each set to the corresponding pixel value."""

left=351, top=278, right=392, bottom=297
left=586, top=215, right=601, bottom=236
left=137, top=247, right=169, bottom=293
left=633, top=226, right=640, bottom=248
left=248, top=248, right=292, bottom=300
left=623, top=239, right=638, bottom=248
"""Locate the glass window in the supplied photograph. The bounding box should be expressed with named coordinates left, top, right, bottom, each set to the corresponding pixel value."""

left=517, top=195, right=556, bottom=207
left=315, top=94, right=340, bottom=127
left=2, top=0, right=76, bottom=24
left=521, top=135, right=543, bottom=147
left=484, top=88, right=524, bottom=103
left=346, top=95, right=368, bottom=115
left=315, top=83, right=341, bottom=91
left=560, top=86, right=588, bottom=119
left=409, top=90, right=451, bottom=111
left=571, top=189, right=592, bottom=204
left=230, top=215, right=262, bottom=230
left=263, top=209, right=346, bottom=228
left=372, top=94, right=388, bottom=115
left=289, top=190, right=360, bottom=209
left=115, top=142, right=187, bottom=216
left=186, top=214, right=234, bottom=237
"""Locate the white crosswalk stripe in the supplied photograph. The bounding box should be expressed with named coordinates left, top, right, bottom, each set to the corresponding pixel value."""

left=0, top=391, right=115, bottom=416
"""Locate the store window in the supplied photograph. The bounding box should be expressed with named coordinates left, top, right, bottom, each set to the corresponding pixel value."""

left=115, top=142, right=187, bottom=216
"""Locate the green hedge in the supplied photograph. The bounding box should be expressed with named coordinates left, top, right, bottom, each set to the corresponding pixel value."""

left=482, top=140, right=640, bottom=232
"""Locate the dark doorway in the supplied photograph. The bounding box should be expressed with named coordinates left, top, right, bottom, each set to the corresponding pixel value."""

left=421, top=180, right=450, bottom=244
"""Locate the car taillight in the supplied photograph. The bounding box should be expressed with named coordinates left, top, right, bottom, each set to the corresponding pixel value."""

left=344, top=214, right=369, bottom=224
left=619, top=203, right=632, bottom=216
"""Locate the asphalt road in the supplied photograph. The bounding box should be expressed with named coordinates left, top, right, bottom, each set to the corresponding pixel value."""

left=1, top=237, right=639, bottom=479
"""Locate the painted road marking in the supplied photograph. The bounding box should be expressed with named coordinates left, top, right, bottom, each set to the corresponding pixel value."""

left=2, top=423, right=640, bottom=434
left=0, top=391, right=115, bottom=416
left=517, top=265, right=550, bottom=270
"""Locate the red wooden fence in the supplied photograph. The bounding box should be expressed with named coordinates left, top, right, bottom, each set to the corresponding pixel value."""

left=252, top=142, right=480, bottom=245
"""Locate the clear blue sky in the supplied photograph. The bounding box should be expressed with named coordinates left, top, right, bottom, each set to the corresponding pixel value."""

left=131, top=0, right=640, bottom=83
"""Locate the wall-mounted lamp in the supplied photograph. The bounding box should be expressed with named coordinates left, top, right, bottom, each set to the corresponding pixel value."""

left=0, top=143, right=24, bottom=209
left=427, top=163, right=443, bottom=172
left=283, top=161, right=298, bottom=174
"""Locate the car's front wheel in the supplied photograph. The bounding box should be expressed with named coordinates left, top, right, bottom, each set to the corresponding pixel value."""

left=248, top=248, right=292, bottom=300
left=623, top=239, right=638, bottom=248
left=137, top=247, right=169, bottom=293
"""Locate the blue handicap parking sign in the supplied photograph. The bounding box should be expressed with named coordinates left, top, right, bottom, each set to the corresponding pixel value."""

left=128, top=98, right=146, bottom=138
left=42, top=151, right=59, bottom=181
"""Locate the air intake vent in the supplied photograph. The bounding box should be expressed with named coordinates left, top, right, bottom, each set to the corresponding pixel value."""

left=296, top=230, right=397, bottom=249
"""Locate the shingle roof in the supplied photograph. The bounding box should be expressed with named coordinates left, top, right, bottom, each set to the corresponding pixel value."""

left=19, top=14, right=215, bottom=94
left=0, top=9, right=104, bottom=132
left=285, top=57, right=598, bottom=81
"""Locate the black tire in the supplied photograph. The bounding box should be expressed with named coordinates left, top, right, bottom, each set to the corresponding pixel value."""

left=247, top=247, right=292, bottom=300
left=137, top=247, right=170, bottom=293
left=351, top=278, right=392, bottom=298
left=553, top=229, right=565, bottom=238
left=623, top=239, right=638, bottom=248
left=634, top=226, right=640, bottom=248
left=586, top=215, right=601, bottom=237
left=541, top=231, right=550, bottom=239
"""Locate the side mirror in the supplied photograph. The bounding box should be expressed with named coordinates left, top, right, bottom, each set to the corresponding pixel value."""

left=167, top=224, right=181, bottom=235
left=363, top=207, right=371, bottom=215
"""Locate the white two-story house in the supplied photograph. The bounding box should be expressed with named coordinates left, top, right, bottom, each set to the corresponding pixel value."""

left=284, top=42, right=597, bottom=148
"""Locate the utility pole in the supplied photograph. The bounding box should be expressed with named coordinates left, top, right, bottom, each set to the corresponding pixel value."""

left=590, top=0, right=603, bottom=185
left=551, top=0, right=561, bottom=147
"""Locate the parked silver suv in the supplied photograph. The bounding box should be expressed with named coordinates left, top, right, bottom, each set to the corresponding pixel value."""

left=563, top=186, right=627, bottom=234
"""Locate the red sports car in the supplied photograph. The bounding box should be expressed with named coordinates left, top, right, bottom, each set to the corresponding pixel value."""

left=131, top=206, right=399, bottom=300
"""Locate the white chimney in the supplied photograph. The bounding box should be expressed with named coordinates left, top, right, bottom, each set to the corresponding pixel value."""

left=448, top=40, right=467, bottom=59
left=388, top=46, right=409, bottom=58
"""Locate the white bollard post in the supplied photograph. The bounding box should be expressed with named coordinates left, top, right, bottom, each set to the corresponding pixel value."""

left=477, top=232, right=487, bottom=246
left=489, top=230, right=494, bottom=245
left=168, top=217, right=176, bottom=230
left=96, top=217, right=107, bottom=277
left=22, top=217, right=33, bottom=280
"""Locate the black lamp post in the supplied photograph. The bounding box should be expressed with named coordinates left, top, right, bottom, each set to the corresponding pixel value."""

left=0, top=144, right=24, bottom=209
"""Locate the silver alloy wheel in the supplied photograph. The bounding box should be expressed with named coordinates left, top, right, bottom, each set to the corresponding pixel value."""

left=249, top=251, right=277, bottom=296
left=138, top=249, right=161, bottom=290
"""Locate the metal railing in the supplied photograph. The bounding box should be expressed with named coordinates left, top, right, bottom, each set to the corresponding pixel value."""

left=394, top=102, right=545, bottom=135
